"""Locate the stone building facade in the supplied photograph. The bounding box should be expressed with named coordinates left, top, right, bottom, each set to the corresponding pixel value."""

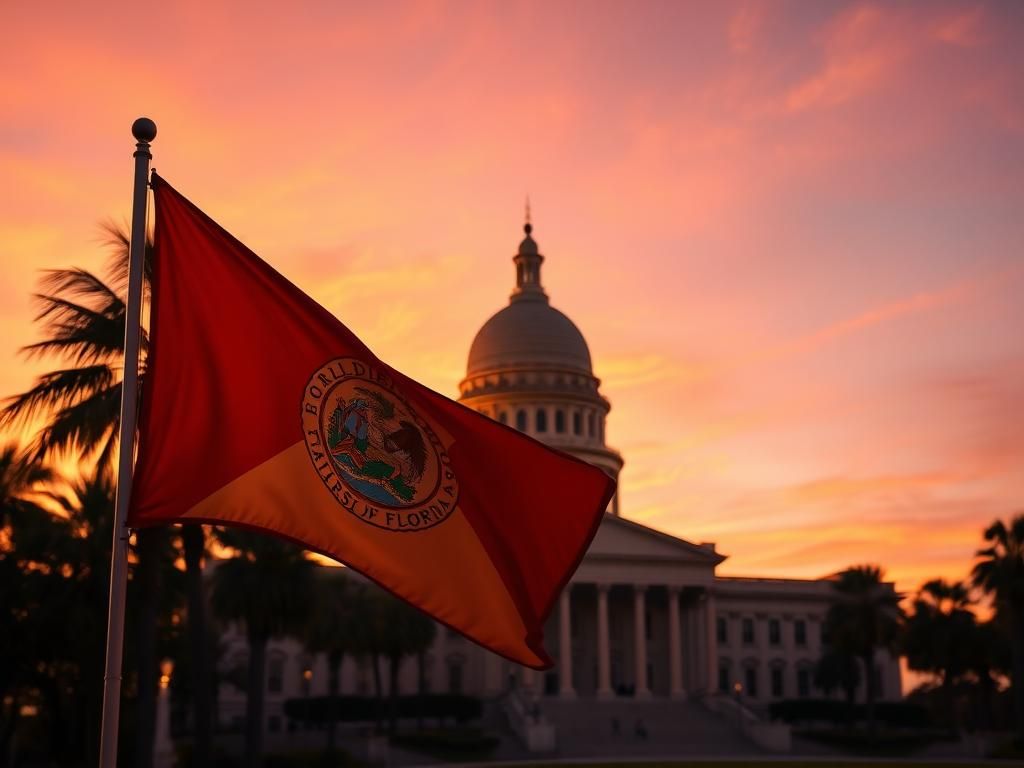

left=215, top=219, right=901, bottom=733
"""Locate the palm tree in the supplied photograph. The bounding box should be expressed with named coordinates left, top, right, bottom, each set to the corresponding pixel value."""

left=0, top=443, right=53, bottom=759
left=210, top=529, right=315, bottom=768
left=8, top=471, right=120, bottom=761
left=972, top=513, right=1024, bottom=741
left=0, top=443, right=52, bottom=526
left=904, top=579, right=976, bottom=728
left=824, top=565, right=904, bottom=734
left=369, top=592, right=438, bottom=736
left=0, top=227, right=214, bottom=768
left=303, top=569, right=360, bottom=754
left=814, top=648, right=861, bottom=723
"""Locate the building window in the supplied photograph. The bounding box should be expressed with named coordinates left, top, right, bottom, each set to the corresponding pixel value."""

left=794, top=620, right=807, bottom=646
left=645, top=610, right=652, bottom=640
left=797, top=667, right=811, bottom=698
left=498, top=411, right=507, bottom=425
left=535, top=409, right=548, bottom=433
left=555, top=409, right=566, bottom=433
left=744, top=665, right=758, bottom=698
left=716, top=617, right=728, bottom=644
left=516, top=409, right=527, bottom=432
left=718, top=661, right=731, bottom=693
left=448, top=662, right=463, bottom=694
left=741, top=617, right=754, bottom=645
left=587, top=411, right=595, bottom=437
left=821, top=622, right=830, bottom=647
left=573, top=411, right=582, bottom=435
left=268, top=655, right=284, bottom=694
left=771, top=666, right=784, bottom=698
left=769, top=618, right=781, bottom=646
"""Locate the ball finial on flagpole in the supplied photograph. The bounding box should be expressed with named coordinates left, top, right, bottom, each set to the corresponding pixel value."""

left=132, top=117, right=157, bottom=143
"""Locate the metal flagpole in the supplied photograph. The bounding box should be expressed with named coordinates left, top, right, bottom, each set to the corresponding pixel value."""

left=98, top=117, right=157, bottom=768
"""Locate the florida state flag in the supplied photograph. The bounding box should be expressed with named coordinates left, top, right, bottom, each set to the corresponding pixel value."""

left=129, top=174, right=614, bottom=667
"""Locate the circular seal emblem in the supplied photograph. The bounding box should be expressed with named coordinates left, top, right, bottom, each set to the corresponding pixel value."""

left=301, top=357, right=459, bottom=532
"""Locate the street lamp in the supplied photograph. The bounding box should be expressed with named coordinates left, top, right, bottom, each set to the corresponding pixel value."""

left=160, top=659, right=174, bottom=690
left=732, top=681, right=743, bottom=732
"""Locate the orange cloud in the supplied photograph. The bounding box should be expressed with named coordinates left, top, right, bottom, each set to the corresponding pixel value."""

left=785, top=4, right=905, bottom=112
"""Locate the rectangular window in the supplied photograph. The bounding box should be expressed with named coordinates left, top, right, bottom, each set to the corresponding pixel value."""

left=797, top=668, right=810, bottom=698
left=718, top=665, right=730, bottom=693
left=573, top=411, right=582, bottom=435
left=744, top=666, right=758, bottom=698
left=268, top=657, right=284, bottom=694
left=741, top=617, right=754, bottom=645
left=448, top=663, right=463, bottom=694
left=794, top=620, right=807, bottom=646
left=769, top=618, right=781, bottom=646
left=716, top=617, right=728, bottom=644
left=771, top=667, right=783, bottom=698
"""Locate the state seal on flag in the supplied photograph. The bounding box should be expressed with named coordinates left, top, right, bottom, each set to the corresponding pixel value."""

left=301, top=358, right=459, bottom=532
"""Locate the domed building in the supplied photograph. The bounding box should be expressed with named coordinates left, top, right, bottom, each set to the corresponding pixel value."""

left=458, top=220, right=623, bottom=513
left=212, top=216, right=903, bottom=755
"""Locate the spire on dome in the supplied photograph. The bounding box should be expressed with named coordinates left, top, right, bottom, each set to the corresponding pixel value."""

left=512, top=203, right=546, bottom=303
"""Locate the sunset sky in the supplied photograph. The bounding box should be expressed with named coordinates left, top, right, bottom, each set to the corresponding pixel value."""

left=2, top=0, right=1022, bottom=599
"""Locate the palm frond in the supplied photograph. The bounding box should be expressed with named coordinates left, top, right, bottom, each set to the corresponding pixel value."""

left=28, top=382, right=122, bottom=462
left=100, top=220, right=153, bottom=296
left=1, top=366, right=116, bottom=427
left=38, top=267, right=122, bottom=308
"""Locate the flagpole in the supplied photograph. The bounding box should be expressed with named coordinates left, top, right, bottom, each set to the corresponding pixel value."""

left=99, top=117, right=156, bottom=768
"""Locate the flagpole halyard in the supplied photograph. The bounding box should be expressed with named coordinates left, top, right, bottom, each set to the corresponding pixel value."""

left=99, top=117, right=156, bottom=768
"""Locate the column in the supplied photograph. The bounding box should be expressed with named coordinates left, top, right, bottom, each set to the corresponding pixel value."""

left=520, top=665, right=536, bottom=692
left=596, top=584, right=612, bottom=699
left=559, top=588, right=575, bottom=698
left=633, top=585, right=651, bottom=698
left=668, top=586, right=685, bottom=699
left=704, top=590, right=718, bottom=694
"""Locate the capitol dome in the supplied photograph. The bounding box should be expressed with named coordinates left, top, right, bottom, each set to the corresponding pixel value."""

left=458, top=216, right=623, bottom=514
left=467, top=301, right=592, bottom=377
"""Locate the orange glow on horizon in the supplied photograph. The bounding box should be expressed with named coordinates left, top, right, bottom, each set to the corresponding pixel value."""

left=1, top=0, right=1022, bottom=604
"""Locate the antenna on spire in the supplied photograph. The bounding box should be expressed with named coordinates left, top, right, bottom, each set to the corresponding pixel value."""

left=524, top=195, right=532, bottom=235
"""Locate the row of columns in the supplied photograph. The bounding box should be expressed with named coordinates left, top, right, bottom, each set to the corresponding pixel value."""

left=555, top=584, right=713, bottom=699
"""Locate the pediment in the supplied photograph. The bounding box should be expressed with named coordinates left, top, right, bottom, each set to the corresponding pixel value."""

left=584, top=515, right=725, bottom=564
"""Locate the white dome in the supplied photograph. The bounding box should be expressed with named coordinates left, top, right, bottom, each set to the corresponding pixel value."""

left=467, top=300, right=593, bottom=377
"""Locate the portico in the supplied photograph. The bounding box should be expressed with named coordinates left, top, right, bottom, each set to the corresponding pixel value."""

left=516, top=515, right=724, bottom=700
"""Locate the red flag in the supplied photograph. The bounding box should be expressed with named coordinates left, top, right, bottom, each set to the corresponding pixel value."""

left=128, top=174, right=615, bottom=667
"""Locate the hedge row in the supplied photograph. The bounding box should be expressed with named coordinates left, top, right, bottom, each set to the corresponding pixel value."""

left=283, top=694, right=483, bottom=724
left=769, top=699, right=931, bottom=728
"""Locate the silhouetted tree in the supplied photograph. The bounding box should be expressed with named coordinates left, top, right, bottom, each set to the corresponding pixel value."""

left=814, top=648, right=861, bottom=722
left=904, top=579, right=976, bottom=728
left=210, top=530, right=315, bottom=768
left=973, top=514, right=1024, bottom=741
left=824, top=565, right=903, bottom=735
left=303, top=570, right=361, bottom=754
left=0, top=227, right=214, bottom=767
